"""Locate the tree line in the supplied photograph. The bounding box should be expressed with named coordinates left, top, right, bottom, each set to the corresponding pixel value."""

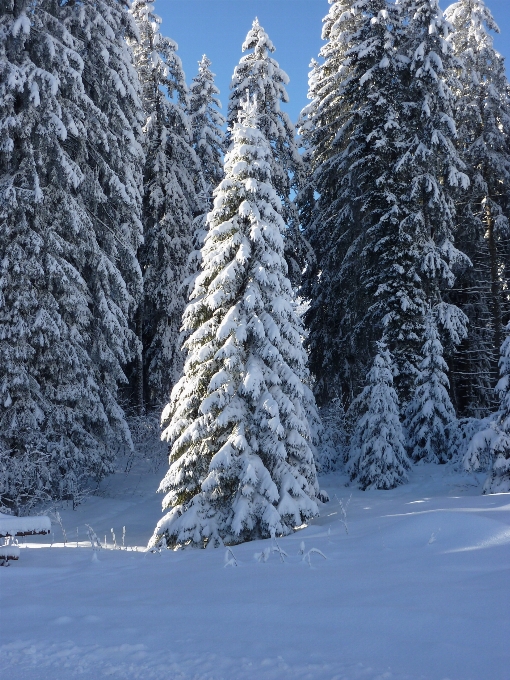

left=1, top=0, right=509, bottom=530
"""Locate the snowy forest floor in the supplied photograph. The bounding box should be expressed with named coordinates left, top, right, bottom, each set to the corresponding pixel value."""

left=1, top=455, right=509, bottom=680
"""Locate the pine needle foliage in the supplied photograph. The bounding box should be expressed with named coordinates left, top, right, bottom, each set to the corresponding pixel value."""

left=189, top=54, right=226, bottom=197
left=405, top=314, right=457, bottom=463
left=300, top=0, right=470, bottom=411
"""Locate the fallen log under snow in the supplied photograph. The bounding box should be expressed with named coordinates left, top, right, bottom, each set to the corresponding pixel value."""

left=0, top=513, right=51, bottom=537
left=0, top=543, right=20, bottom=563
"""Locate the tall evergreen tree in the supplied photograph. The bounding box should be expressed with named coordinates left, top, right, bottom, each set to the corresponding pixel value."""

left=130, top=0, right=206, bottom=407
left=357, top=0, right=430, bottom=404
left=299, top=0, right=371, bottom=405
left=388, top=0, right=470, bottom=408
left=187, top=54, right=226, bottom=278
left=301, top=0, right=432, bottom=405
left=188, top=54, right=225, bottom=199
left=75, top=0, right=145, bottom=418
left=301, top=0, right=469, bottom=410
left=405, top=313, right=457, bottom=463
left=228, top=18, right=312, bottom=285
left=348, top=341, right=410, bottom=490
left=0, top=0, right=144, bottom=509
left=149, top=94, right=323, bottom=549
left=445, top=0, right=510, bottom=417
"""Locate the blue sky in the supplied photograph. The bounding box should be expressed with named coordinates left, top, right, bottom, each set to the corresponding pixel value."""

left=156, top=0, right=510, bottom=125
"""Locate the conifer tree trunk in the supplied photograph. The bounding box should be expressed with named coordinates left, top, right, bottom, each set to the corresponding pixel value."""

left=486, top=199, right=502, bottom=355
left=135, top=300, right=144, bottom=416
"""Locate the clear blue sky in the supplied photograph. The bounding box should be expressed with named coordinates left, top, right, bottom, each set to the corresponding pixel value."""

left=156, top=0, right=510, bottom=125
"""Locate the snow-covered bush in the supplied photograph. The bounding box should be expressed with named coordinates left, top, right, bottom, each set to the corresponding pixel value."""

left=316, top=401, right=348, bottom=473
left=446, top=416, right=495, bottom=470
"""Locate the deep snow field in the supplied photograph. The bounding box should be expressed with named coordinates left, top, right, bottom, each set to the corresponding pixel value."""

left=1, top=456, right=509, bottom=680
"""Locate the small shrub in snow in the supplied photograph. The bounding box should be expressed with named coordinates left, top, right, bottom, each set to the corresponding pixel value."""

left=86, top=525, right=103, bottom=552
left=336, top=494, right=352, bottom=535
left=316, top=400, right=348, bottom=472
left=450, top=416, right=495, bottom=472
left=254, top=532, right=288, bottom=563
left=299, top=541, right=327, bottom=568
left=224, top=547, right=238, bottom=567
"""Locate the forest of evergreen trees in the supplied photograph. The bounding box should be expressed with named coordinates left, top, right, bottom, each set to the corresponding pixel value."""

left=1, top=0, right=510, bottom=544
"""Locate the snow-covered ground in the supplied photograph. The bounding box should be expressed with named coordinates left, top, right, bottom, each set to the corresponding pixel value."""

left=1, top=460, right=509, bottom=680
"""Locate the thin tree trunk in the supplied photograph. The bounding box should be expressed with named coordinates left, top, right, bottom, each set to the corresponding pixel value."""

left=136, top=300, right=144, bottom=416
left=486, top=198, right=502, bottom=356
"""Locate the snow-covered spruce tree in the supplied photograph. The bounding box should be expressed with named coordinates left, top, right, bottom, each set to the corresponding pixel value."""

left=475, top=321, right=510, bottom=493
left=387, top=0, right=470, bottom=404
left=228, top=18, right=312, bottom=286
left=0, top=0, right=143, bottom=509
left=188, top=54, right=225, bottom=199
left=300, top=1, right=414, bottom=405
left=301, top=0, right=436, bottom=407
left=444, top=0, right=510, bottom=417
left=405, top=313, right=457, bottom=463
left=348, top=341, right=410, bottom=490
left=74, top=0, right=145, bottom=411
left=301, top=0, right=470, bottom=410
left=149, top=94, right=324, bottom=549
left=187, top=55, right=226, bottom=280
left=298, top=0, right=368, bottom=406
left=130, top=0, right=206, bottom=407
left=353, top=0, right=430, bottom=405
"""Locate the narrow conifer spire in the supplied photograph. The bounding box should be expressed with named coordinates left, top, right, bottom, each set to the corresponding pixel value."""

left=228, top=19, right=312, bottom=285
left=189, top=55, right=226, bottom=196
left=150, top=92, right=324, bottom=549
